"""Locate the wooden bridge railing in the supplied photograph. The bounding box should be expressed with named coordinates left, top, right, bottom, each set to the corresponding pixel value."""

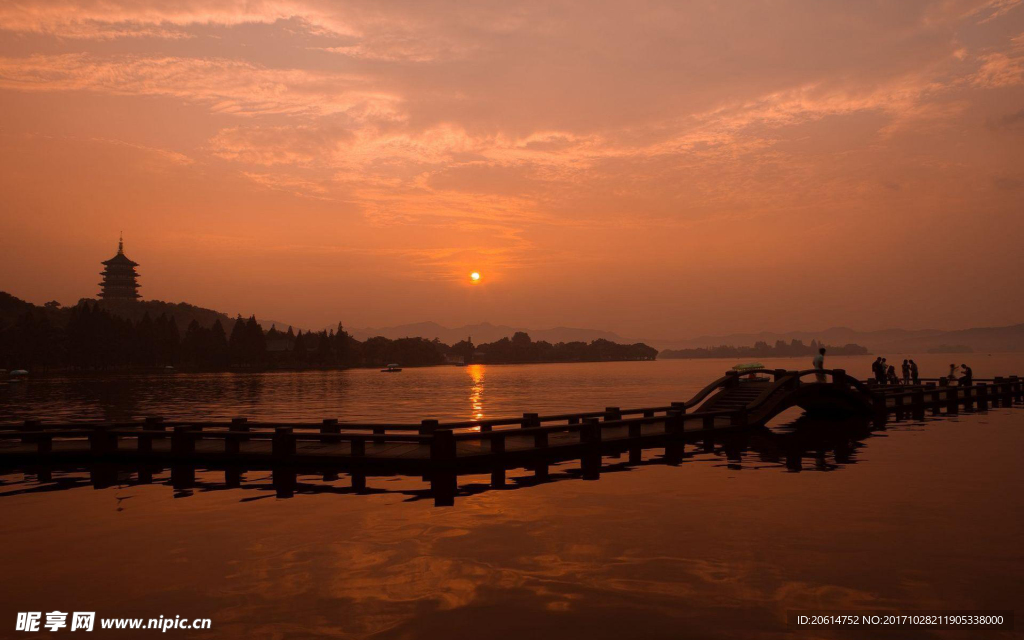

left=2, top=371, right=1021, bottom=505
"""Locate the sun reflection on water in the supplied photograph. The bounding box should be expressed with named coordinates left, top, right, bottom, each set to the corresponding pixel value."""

left=467, top=364, right=485, bottom=425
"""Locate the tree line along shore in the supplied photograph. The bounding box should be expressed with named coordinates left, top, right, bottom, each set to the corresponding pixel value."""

left=0, top=294, right=657, bottom=372
left=659, top=339, right=869, bottom=360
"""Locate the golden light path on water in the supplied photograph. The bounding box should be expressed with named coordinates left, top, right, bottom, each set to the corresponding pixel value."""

left=468, top=364, right=485, bottom=422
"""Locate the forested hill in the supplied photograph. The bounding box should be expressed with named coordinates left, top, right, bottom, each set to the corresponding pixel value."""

left=0, top=292, right=235, bottom=331
left=0, top=293, right=657, bottom=371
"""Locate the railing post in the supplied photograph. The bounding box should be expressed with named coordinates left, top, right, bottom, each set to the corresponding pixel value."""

left=670, top=402, right=687, bottom=415
left=430, top=429, right=457, bottom=506
left=832, top=369, right=846, bottom=386
left=350, top=437, right=366, bottom=458
left=272, top=426, right=295, bottom=460
left=604, top=407, right=621, bottom=421
left=977, top=383, right=989, bottom=410
left=773, top=369, right=787, bottom=382
left=140, top=417, right=162, bottom=454
left=533, top=430, right=549, bottom=480
left=137, top=431, right=153, bottom=454
left=963, top=386, right=975, bottom=412
left=228, top=418, right=250, bottom=455
left=490, top=432, right=506, bottom=488
left=36, top=432, right=53, bottom=455
left=321, top=418, right=339, bottom=434
left=89, top=425, right=117, bottom=456
left=929, top=386, right=942, bottom=415
left=664, top=409, right=684, bottom=465
left=420, top=419, right=439, bottom=435
left=347, top=435, right=367, bottom=492
left=523, top=413, right=540, bottom=428
left=21, top=419, right=42, bottom=444
left=1010, top=375, right=1022, bottom=403
left=628, top=421, right=643, bottom=464
left=911, top=390, right=925, bottom=420
left=171, top=425, right=194, bottom=457
left=581, top=417, right=602, bottom=479
left=999, top=379, right=1013, bottom=407
left=873, top=395, right=888, bottom=426
left=946, top=387, right=959, bottom=415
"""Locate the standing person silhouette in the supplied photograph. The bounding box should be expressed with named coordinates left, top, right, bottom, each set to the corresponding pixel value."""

left=872, top=357, right=885, bottom=384
left=948, top=363, right=958, bottom=384
left=813, top=347, right=826, bottom=382
left=909, top=359, right=919, bottom=385
left=901, top=359, right=911, bottom=385
left=881, top=358, right=889, bottom=385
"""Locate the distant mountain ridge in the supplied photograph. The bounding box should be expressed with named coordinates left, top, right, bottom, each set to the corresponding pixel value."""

left=650, top=324, right=1024, bottom=354
left=4, top=291, right=1022, bottom=353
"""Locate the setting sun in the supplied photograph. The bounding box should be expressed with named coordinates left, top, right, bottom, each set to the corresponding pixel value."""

left=470, top=272, right=481, bottom=282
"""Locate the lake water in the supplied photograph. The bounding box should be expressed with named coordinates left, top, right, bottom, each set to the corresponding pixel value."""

left=1, top=354, right=1022, bottom=639
left=3, top=353, right=1022, bottom=425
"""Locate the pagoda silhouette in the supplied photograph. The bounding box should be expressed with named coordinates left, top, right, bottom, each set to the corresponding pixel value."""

left=98, top=235, right=141, bottom=300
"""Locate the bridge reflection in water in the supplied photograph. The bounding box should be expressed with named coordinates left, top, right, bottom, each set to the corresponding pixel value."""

left=0, top=412, right=911, bottom=507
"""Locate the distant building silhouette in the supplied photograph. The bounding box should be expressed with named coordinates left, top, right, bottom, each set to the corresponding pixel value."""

left=98, top=235, right=141, bottom=300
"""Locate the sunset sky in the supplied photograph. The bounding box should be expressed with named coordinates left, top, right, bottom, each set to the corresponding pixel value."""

left=1, top=0, right=1022, bottom=339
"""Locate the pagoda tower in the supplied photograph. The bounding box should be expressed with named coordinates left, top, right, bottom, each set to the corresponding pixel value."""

left=98, top=235, right=141, bottom=300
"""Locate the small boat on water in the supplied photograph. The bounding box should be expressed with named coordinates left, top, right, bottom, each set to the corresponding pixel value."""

left=9, top=369, right=28, bottom=380
left=381, top=364, right=403, bottom=373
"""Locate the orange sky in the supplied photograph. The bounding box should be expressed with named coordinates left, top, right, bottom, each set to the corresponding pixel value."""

left=1, top=0, right=1022, bottom=339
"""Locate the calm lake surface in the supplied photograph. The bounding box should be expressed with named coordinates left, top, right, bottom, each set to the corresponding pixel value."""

left=1, top=354, right=1022, bottom=639
left=4, top=353, right=1023, bottom=424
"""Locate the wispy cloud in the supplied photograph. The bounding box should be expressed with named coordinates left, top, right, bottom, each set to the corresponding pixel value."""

left=0, top=54, right=401, bottom=118
left=0, top=1, right=358, bottom=39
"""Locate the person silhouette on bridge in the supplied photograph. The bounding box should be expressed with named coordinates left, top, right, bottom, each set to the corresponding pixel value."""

left=909, top=359, right=919, bottom=385
left=958, top=364, right=973, bottom=387
left=901, top=359, right=911, bottom=385
left=871, top=357, right=885, bottom=384
left=947, top=363, right=958, bottom=384
left=887, top=364, right=900, bottom=385
left=813, top=347, right=826, bottom=382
